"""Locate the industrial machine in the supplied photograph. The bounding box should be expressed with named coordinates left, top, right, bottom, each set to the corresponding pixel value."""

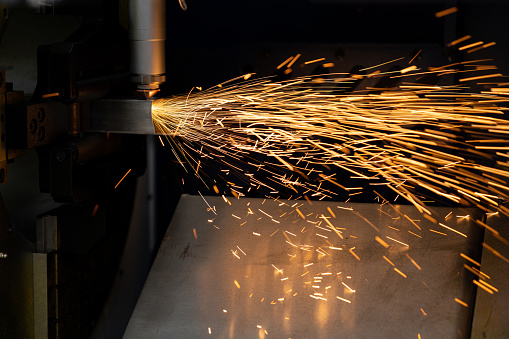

left=0, top=0, right=508, bottom=338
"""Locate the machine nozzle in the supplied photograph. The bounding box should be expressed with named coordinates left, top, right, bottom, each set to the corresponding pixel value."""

left=129, top=0, right=166, bottom=98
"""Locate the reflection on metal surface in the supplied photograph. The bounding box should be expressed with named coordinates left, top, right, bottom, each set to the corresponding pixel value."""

left=125, top=194, right=482, bottom=338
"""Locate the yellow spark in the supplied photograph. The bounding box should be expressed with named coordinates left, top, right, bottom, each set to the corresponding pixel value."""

left=91, top=204, right=100, bottom=218
left=405, top=254, right=422, bottom=270
left=349, top=247, right=360, bottom=261
left=408, top=231, right=422, bottom=238
left=439, top=223, right=467, bottom=238
left=458, top=41, right=484, bottom=51
left=386, top=236, right=409, bottom=247
left=310, top=295, right=327, bottom=301
left=342, top=282, right=355, bottom=293
left=234, top=280, right=240, bottom=289
left=296, top=208, right=306, bottom=219
left=401, top=65, right=418, bottom=74
left=447, top=35, right=471, bottom=47
left=336, top=296, right=351, bottom=303
left=478, top=279, right=498, bottom=292
left=482, top=242, right=509, bottom=264
left=383, top=255, right=395, bottom=266
left=277, top=56, right=294, bottom=69
left=468, top=42, right=496, bottom=53
left=359, top=57, right=405, bottom=71
left=460, top=73, right=502, bottom=82
left=375, top=236, right=390, bottom=248
left=408, top=50, right=421, bottom=64
left=460, top=253, right=481, bottom=267
left=435, top=7, right=458, bottom=18
left=473, top=280, right=494, bottom=294
left=114, top=168, right=132, bottom=189
left=304, top=57, right=325, bottom=65
left=464, top=264, right=490, bottom=280
left=394, top=267, right=407, bottom=278
left=454, top=298, right=468, bottom=307
left=287, top=54, right=301, bottom=68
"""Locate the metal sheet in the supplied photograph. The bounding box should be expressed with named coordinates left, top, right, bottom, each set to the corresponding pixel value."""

left=87, top=99, right=155, bottom=135
left=125, top=194, right=483, bottom=338
left=471, top=214, right=509, bottom=338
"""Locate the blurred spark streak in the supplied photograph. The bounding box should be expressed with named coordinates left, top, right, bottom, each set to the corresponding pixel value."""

left=435, top=6, right=457, bottom=18
left=439, top=223, right=467, bottom=237
left=114, top=169, right=131, bottom=189
left=447, top=35, right=471, bottom=47
left=406, top=254, right=422, bottom=270
left=454, top=298, right=468, bottom=307
left=277, top=56, right=293, bottom=69
left=383, top=256, right=395, bottom=266
left=386, top=236, right=409, bottom=247
left=478, top=279, right=498, bottom=292
left=460, top=253, right=481, bottom=266
left=375, top=236, right=390, bottom=248
left=349, top=247, right=360, bottom=260
left=482, top=242, right=509, bottom=264
left=337, top=296, right=351, bottom=303
left=408, top=50, right=421, bottom=64
left=359, top=57, right=405, bottom=71
left=310, top=295, right=327, bottom=301
left=342, top=282, right=355, bottom=292
left=473, top=280, right=494, bottom=294
left=394, top=267, right=407, bottom=278
left=304, top=57, right=325, bottom=65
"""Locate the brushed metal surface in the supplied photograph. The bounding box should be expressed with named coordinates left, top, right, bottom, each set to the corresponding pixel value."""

left=125, top=194, right=483, bottom=338
left=471, top=213, right=509, bottom=338
left=88, top=99, right=155, bottom=135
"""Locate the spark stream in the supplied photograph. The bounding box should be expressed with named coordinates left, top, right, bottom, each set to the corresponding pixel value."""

left=152, top=72, right=509, bottom=226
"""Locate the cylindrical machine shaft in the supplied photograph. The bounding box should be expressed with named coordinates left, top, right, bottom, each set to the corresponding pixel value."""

left=129, top=0, right=166, bottom=98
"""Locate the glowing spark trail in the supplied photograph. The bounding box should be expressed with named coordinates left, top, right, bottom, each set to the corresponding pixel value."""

left=152, top=69, right=509, bottom=233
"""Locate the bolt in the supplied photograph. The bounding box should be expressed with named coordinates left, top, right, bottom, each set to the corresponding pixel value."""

left=29, top=119, right=37, bottom=134
left=37, top=126, right=45, bottom=141
left=0, top=253, right=7, bottom=259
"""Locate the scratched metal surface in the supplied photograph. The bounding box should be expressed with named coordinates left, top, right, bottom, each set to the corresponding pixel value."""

left=471, top=213, right=509, bottom=339
left=124, top=194, right=482, bottom=338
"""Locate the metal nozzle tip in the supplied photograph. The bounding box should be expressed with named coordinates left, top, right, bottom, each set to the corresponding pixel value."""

left=136, top=89, right=160, bottom=100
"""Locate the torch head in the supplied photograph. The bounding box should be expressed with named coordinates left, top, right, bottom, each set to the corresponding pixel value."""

left=129, top=0, right=166, bottom=99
